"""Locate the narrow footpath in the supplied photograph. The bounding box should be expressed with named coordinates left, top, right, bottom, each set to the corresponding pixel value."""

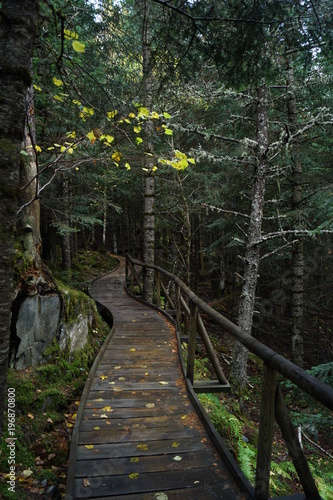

left=65, top=257, right=248, bottom=499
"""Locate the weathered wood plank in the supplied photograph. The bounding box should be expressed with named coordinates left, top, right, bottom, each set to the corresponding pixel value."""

left=73, top=467, right=234, bottom=499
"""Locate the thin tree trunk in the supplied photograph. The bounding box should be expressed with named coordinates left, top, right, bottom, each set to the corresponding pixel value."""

left=18, top=79, right=41, bottom=262
left=287, top=61, right=304, bottom=367
left=61, top=173, right=71, bottom=271
left=102, top=173, right=107, bottom=248
left=230, top=82, right=268, bottom=394
left=0, top=0, right=39, bottom=437
left=142, top=0, right=155, bottom=302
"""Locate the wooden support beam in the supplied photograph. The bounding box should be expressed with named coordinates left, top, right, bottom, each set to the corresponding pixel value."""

left=186, top=301, right=198, bottom=385
left=156, top=269, right=161, bottom=308
left=255, top=364, right=277, bottom=500
left=175, top=284, right=182, bottom=334
left=275, top=387, right=321, bottom=500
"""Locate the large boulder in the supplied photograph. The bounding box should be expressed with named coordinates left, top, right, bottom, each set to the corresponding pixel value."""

left=15, top=294, right=61, bottom=369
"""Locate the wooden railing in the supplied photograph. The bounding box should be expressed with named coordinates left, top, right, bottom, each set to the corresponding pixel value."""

left=125, top=254, right=333, bottom=500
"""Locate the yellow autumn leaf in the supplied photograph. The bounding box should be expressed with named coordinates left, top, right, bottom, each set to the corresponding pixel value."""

left=128, top=112, right=136, bottom=119
left=104, top=134, right=114, bottom=144
left=129, top=348, right=136, bottom=352
left=137, top=444, right=148, bottom=450
left=131, top=457, right=139, bottom=463
left=54, top=95, right=64, bottom=102
left=164, top=128, right=173, bottom=136
left=100, top=414, right=108, bottom=418
left=151, top=111, right=160, bottom=119
left=35, top=145, right=42, bottom=153
left=137, top=106, right=149, bottom=117
left=73, top=40, right=85, bottom=53
left=52, top=77, right=63, bottom=86
left=133, top=125, right=141, bottom=134
left=99, top=375, right=108, bottom=380
left=94, top=398, right=104, bottom=402
left=86, top=130, right=96, bottom=143
left=94, top=426, right=100, bottom=430
left=33, top=84, right=42, bottom=91
left=172, top=442, right=179, bottom=448
left=102, top=406, right=112, bottom=412
left=159, top=381, right=168, bottom=385
left=112, top=151, right=122, bottom=162
left=64, top=29, right=79, bottom=40
left=107, top=110, right=118, bottom=119
left=125, top=163, right=131, bottom=171
left=136, top=137, right=143, bottom=145
left=129, top=473, right=139, bottom=480
left=85, top=445, right=94, bottom=449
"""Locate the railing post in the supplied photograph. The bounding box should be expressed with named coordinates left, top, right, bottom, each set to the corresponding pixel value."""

left=275, top=387, right=321, bottom=499
left=186, top=301, right=198, bottom=385
left=156, top=269, right=161, bottom=308
left=175, top=284, right=182, bottom=334
left=255, top=364, right=277, bottom=500
left=130, top=262, right=134, bottom=294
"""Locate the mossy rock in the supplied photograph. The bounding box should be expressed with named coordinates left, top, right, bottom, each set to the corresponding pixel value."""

left=36, top=388, right=67, bottom=412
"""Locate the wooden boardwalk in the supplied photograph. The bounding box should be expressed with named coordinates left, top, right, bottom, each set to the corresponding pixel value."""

left=66, top=258, right=250, bottom=499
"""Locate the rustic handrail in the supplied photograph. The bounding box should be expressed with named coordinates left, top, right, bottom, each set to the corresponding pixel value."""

left=126, top=253, right=333, bottom=500
left=126, top=254, right=333, bottom=410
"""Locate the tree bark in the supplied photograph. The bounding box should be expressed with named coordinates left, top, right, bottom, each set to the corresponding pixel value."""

left=18, top=79, right=41, bottom=261
left=287, top=61, right=304, bottom=367
left=142, top=0, right=155, bottom=302
left=61, top=173, right=72, bottom=271
left=0, top=0, right=39, bottom=437
left=230, top=82, right=268, bottom=393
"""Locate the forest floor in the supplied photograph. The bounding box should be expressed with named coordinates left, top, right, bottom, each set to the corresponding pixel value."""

left=1, top=252, right=332, bottom=499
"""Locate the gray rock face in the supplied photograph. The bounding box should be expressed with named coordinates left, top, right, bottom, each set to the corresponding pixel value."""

left=58, top=314, right=89, bottom=354
left=15, top=294, right=61, bottom=369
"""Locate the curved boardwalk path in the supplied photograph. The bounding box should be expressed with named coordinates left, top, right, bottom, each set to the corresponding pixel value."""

left=66, top=257, right=248, bottom=499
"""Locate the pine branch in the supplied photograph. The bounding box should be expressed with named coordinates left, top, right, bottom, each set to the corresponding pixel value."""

left=202, top=203, right=250, bottom=219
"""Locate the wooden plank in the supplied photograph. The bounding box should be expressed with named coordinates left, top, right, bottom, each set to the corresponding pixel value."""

left=80, top=413, right=201, bottom=432
left=75, top=450, right=220, bottom=477
left=76, top=437, right=209, bottom=460
left=73, top=467, right=230, bottom=498
left=78, top=425, right=204, bottom=445
left=193, top=380, right=231, bottom=393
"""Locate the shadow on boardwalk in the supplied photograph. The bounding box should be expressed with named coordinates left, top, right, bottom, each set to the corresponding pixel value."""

left=65, top=257, right=250, bottom=499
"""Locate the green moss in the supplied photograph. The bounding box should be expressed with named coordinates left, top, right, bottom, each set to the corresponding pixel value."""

left=7, top=371, right=35, bottom=415
left=36, top=387, right=67, bottom=412
left=42, top=340, right=61, bottom=358
left=13, top=243, right=34, bottom=284
left=35, top=364, right=60, bottom=383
